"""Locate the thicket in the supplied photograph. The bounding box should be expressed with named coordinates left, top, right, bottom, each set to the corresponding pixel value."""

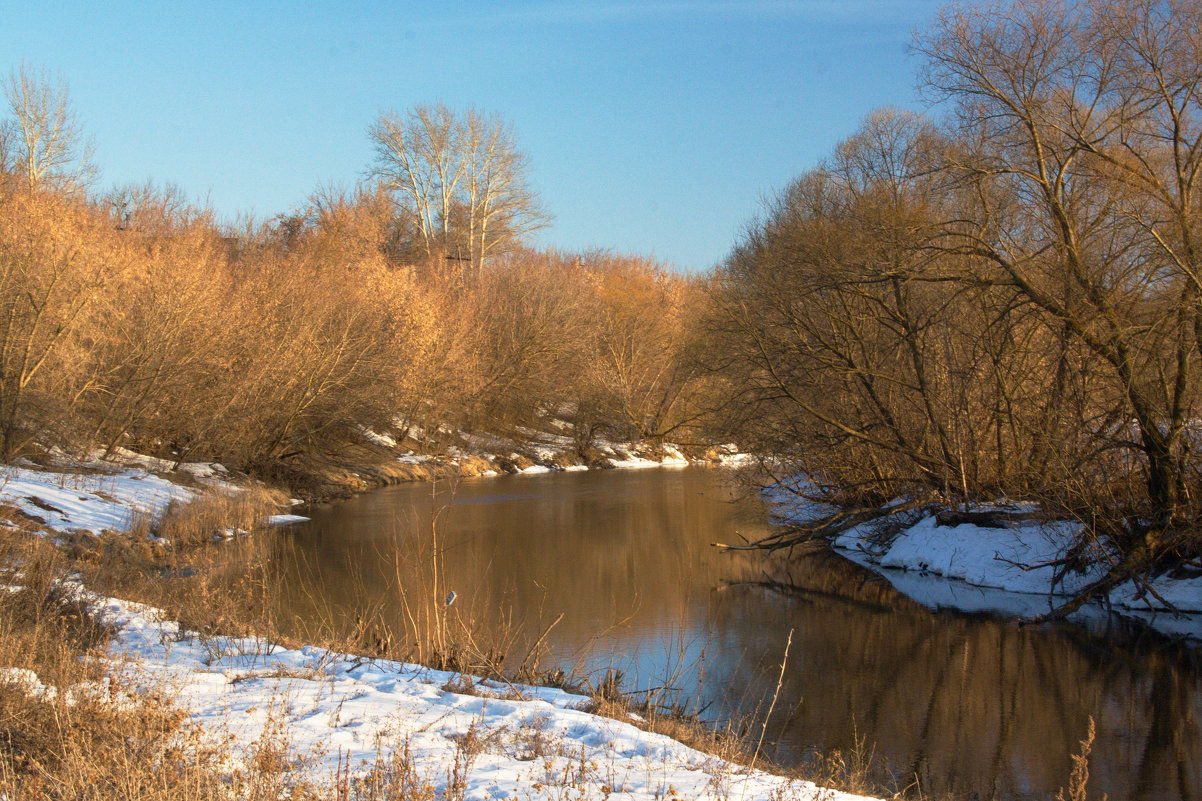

left=0, top=179, right=714, bottom=473
left=709, top=0, right=1202, bottom=585
left=0, top=73, right=720, bottom=484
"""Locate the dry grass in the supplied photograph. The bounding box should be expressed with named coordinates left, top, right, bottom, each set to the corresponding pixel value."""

left=581, top=672, right=967, bottom=801
left=583, top=693, right=753, bottom=766
left=122, top=484, right=290, bottom=549
left=0, top=535, right=221, bottom=799
left=66, top=485, right=295, bottom=646
left=0, top=528, right=491, bottom=801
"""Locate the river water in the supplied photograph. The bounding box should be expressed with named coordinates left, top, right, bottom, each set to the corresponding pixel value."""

left=266, top=466, right=1201, bottom=800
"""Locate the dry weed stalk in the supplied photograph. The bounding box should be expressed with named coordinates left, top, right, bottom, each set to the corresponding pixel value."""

left=1056, top=716, right=1106, bottom=801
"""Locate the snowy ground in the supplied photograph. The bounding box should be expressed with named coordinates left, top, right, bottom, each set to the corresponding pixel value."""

left=0, top=462, right=196, bottom=539
left=0, top=449, right=309, bottom=542
left=76, top=594, right=875, bottom=800
left=766, top=483, right=1202, bottom=640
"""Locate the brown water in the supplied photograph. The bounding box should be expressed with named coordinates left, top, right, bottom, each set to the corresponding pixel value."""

left=268, top=467, right=1202, bottom=801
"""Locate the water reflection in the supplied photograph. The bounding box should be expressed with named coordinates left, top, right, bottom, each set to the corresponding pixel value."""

left=267, top=468, right=1201, bottom=801
left=707, top=565, right=1202, bottom=800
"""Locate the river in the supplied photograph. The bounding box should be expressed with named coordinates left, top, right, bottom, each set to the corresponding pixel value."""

left=261, top=466, right=1201, bottom=800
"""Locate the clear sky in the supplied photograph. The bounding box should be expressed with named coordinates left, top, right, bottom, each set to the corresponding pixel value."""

left=0, top=1, right=944, bottom=272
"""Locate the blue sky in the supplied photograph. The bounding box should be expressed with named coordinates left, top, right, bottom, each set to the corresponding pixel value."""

left=0, top=1, right=943, bottom=271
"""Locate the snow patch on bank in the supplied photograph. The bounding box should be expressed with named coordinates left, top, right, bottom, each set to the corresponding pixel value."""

left=0, top=454, right=285, bottom=540
left=371, top=420, right=753, bottom=479
left=92, top=593, right=875, bottom=800
left=846, top=514, right=1104, bottom=599
left=0, top=464, right=196, bottom=537
left=768, top=486, right=1202, bottom=638
left=266, top=514, right=310, bottom=526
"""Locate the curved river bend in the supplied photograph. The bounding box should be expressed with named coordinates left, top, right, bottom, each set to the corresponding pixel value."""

left=259, top=467, right=1201, bottom=801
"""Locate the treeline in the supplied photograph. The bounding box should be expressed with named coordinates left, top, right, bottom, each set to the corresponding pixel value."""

left=0, top=81, right=714, bottom=473
left=709, top=0, right=1202, bottom=564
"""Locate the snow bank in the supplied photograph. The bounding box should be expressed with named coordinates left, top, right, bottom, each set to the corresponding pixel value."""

left=768, top=486, right=1202, bottom=637
left=0, top=456, right=280, bottom=540
left=0, top=464, right=196, bottom=536
left=95, top=594, right=877, bottom=800
left=844, top=515, right=1104, bottom=598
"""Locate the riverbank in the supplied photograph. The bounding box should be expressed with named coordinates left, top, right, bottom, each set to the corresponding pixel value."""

left=272, top=421, right=743, bottom=503
left=762, top=482, right=1202, bottom=641
left=0, top=455, right=887, bottom=800
left=0, top=419, right=736, bottom=510
left=60, top=589, right=877, bottom=800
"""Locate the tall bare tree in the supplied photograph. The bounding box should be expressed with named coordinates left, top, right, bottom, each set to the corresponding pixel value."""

left=3, top=65, right=93, bottom=192
left=370, top=103, right=548, bottom=276
left=460, top=108, right=548, bottom=268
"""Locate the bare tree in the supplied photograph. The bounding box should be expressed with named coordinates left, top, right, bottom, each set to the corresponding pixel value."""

left=460, top=108, right=548, bottom=269
left=370, top=103, right=548, bottom=276
left=3, top=64, right=94, bottom=192
left=916, top=0, right=1201, bottom=525
left=709, top=109, right=996, bottom=501
left=370, top=104, right=458, bottom=263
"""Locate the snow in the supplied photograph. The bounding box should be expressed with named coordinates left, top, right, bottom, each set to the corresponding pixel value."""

left=603, top=444, right=691, bottom=470
left=861, top=515, right=1103, bottom=598
left=399, top=427, right=720, bottom=477
left=359, top=426, right=398, bottom=448
left=605, top=457, right=664, bottom=469
left=769, top=485, right=1202, bottom=639
left=176, top=461, right=230, bottom=480
left=94, top=446, right=178, bottom=473
left=0, top=666, right=56, bottom=700
left=0, top=464, right=196, bottom=536
left=711, top=443, right=757, bottom=469
left=267, top=514, right=310, bottom=526
left=89, top=593, right=876, bottom=800
left=0, top=460, right=293, bottom=540
left=397, top=452, right=436, bottom=465
left=660, top=445, right=689, bottom=466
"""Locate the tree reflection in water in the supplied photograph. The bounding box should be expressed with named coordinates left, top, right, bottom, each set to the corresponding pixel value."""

left=709, top=547, right=1201, bottom=800
left=265, top=468, right=1200, bottom=801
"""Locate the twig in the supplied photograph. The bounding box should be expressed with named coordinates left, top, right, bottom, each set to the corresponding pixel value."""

left=748, top=628, right=792, bottom=778
left=993, top=552, right=1079, bottom=572
left=518, top=611, right=564, bottom=677
left=715, top=498, right=933, bottom=553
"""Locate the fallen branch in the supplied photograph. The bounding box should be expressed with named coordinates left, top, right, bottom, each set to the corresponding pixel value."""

left=993, top=552, right=1080, bottom=573
left=713, top=497, right=934, bottom=553
left=933, top=509, right=1040, bottom=528
left=1026, top=545, right=1177, bottom=624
